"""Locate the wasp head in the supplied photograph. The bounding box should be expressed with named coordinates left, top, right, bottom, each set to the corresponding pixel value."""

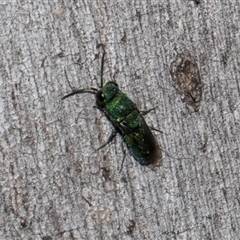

left=96, top=82, right=119, bottom=108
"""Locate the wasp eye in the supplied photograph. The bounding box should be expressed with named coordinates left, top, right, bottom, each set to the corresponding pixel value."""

left=96, top=90, right=105, bottom=103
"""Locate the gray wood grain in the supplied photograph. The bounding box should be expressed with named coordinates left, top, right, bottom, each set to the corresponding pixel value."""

left=0, top=1, right=239, bottom=239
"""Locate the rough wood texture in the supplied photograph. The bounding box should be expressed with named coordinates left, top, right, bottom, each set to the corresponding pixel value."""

left=0, top=1, right=239, bottom=239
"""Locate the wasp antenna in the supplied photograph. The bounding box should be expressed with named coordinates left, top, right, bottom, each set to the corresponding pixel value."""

left=100, top=51, right=105, bottom=88
left=62, top=89, right=97, bottom=100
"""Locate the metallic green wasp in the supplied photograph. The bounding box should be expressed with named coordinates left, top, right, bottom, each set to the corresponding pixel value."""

left=63, top=52, right=162, bottom=166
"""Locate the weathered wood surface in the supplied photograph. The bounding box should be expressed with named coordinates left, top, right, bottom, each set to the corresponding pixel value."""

left=0, top=1, right=239, bottom=239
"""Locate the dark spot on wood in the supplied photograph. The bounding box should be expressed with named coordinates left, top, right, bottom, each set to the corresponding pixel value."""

left=121, top=31, right=127, bottom=43
left=221, top=51, right=229, bottom=66
left=126, top=219, right=135, bottom=235
left=170, top=49, right=202, bottom=111
left=96, top=43, right=105, bottom=50
left=42, top=236, right=53, bottom=240
left=0, top=61, right=4, bottom=68
left=57, top=52, right=65, bottom=58
left=200, top=137, right=208, bottom=152
left=11, top=89, right=16, bottom=101
left=101, top=167, right=111, bottom=181
left=65, top=145, right=69, bottom=153
left=136, top=10, right=142, bottom=19
left=20, top=219, right=27, bottom=228
left=121, top=176, right=128, bottom=183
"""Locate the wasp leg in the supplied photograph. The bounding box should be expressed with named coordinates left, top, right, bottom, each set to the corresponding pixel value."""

left=119, top=140, right=126, bottom=172
left=150, top=127, right=163, bottom=133
left=140, top=107, right=156, bottom=116
left=97, top=130, right=117, bottom=150
left=140, top=108, right=163, bottom=133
